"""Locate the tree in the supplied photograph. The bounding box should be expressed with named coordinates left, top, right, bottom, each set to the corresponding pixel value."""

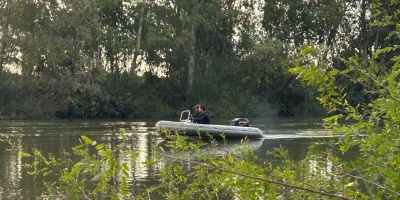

left=130, top=1, right=146, bottom=75
left=288, top=1, right=400, bottom=197
left=0, top=0, right=11, bottom=74
left=237, top=39, right=302, bottom=115
left=263, top=0, right=358, bottom=58
left=186, top=0, right=205, bottom=101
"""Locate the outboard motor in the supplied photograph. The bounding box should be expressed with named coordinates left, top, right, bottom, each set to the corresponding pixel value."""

left=231, top=118, right=250, bottom=127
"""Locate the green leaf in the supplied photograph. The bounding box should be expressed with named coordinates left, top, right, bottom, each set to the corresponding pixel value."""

left=328, top=70, right=338, bottom=76
left=120, top=128, right=126, bottom=141
left=154, top=146, right=165, bottom=153
left=95, top=144, right=104, bottom=150
left=110, top=159, right=117, bottom=169
left=373, top=46, right=393, bottom=57
left=211, top=161, right=219, bottom=167
left=122, top=163, right=129, bottom=171
left=301, top=47, right=318, bottom=55
left=317, top=95, right=329, bottom=103
left=328, top=90, right=339, bottom=96
left=43, top=170, right=53, bottom=176
left=331, top=98, right=342, bottom=105
left=92, top=172, right=103, bottom=181
left=73, top=149, right=89, bottom=156
left=288, top=66, right=303, bottom=74
left=123, top=169, right=129, bottom=177
left=98, top=150, right=109, bottom=157
left=324, top=115, right=339, bottom=122
left=130, top=152, right=140, bottom=160
left=81, top=136, right=93, bottom=145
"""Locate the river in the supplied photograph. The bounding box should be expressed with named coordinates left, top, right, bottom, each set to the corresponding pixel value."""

left=0, top=117, right=344, bottom=199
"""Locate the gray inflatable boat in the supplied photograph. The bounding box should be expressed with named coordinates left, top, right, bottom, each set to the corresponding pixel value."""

left=155, top=111, right=264, bottom=139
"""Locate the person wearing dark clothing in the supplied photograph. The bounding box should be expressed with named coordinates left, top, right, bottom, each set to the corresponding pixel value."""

left=193, top=104, right=201, bottom=118
left=192, top=105, right=210, bottom=124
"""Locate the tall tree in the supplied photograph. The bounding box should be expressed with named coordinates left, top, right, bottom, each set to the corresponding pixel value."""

left=130, top=1, right=146, bottom=74
left=360, top=0, right=368, bottom=59
left=263, top=0, right=356, bottom=58
left=186, top=0, right=205, bottom=101
left=0, top=0, right=11, bottom=73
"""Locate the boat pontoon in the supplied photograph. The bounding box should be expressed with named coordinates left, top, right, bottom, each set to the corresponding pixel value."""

left=155, top=110, right=264, bottom=139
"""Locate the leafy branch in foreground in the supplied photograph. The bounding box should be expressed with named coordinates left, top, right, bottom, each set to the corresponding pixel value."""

left=3, top=129, right=357, bottom=199
left=152, top=134, right=351, bottom=200
left=2, top=130, right=135, bottom=199
left=151, top=129, right=355, bottom=199
left=288, top=2, right=400, bottom=199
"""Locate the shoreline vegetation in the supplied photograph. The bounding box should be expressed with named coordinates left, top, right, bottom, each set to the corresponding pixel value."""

left=0, top=70, right=326, bottom=120
left=1, top=0, right=386, bottom=120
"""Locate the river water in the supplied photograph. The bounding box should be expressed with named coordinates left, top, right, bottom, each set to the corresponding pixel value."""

left=0, top=117, right=343, bottom=199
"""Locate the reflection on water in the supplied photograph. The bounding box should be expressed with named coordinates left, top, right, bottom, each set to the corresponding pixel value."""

left=0, top=117, right=348, bottom=199
left=0, top=119, right=165, bottom=199
left=0, top=137, right=23, bottom=200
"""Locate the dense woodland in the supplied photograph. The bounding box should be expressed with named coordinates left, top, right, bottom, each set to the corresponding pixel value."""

left=0, top=0, right=397, bottom=119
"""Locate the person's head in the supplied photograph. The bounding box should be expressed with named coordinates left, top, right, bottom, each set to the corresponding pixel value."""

left=199, top=105, right=206, bottom=113
left=193, top=104, right=201, bottom=113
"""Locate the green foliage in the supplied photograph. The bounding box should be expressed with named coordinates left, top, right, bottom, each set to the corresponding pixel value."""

left=152, top=134, right=372, bottom=199
left=0, top=0, right=306, bottom=118
left=236, top=39, right=315, bottom=116
left=1, top=128, right=355, bottom=199
left=1, top=0, right=398, bottom=118
left=263, top=0, right=355, bottom=50
left=287, top=1, right=400, bottom=198
left=3, top=130, right=135, bottom=199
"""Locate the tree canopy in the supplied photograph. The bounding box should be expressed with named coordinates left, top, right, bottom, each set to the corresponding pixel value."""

left=0, top=0, right=397, bottom=118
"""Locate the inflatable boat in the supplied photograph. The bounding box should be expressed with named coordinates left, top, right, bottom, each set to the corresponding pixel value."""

left=155, top=111, right=264, bottom=139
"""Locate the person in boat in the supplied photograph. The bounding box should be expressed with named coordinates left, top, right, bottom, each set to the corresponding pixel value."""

left=193, top=104, right=201, bottom=118
left=192, top=105, right=210, bottom=124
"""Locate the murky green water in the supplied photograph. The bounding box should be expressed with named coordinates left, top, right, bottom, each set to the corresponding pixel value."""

left=0, top=117, right=345, bottom=199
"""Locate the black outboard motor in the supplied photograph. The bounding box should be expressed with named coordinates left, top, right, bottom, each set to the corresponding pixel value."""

left=231, top=118, right=250, bottom=127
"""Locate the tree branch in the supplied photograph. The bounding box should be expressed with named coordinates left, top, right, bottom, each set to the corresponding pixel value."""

left=152, top=150, right=349, bottom=199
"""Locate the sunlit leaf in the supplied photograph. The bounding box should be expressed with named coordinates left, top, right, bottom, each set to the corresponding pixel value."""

left=301, top=47, right=318, bottom=55
left=328, top=70, right=338, bottom=76
left=81, top=136, right=93, bottom=145
left=328, top=90, right=339, bottom=96
left=95, top=144, right=104, bottom=150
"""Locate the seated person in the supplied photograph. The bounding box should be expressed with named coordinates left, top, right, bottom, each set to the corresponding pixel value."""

left=192, top=105, right=210, bottom=124
left=193, top=104, right=201, bottom=118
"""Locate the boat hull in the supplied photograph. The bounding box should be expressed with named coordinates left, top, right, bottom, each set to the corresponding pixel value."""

left=155, top=120, right=264, bottom=139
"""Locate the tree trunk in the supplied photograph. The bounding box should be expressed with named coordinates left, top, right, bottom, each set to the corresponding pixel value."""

left=186, top=22, right=196, bottom=99
left=360, top=0, right=368, bottom=59
left=130, top=5, right=145, bottom=75
left=186, top=0, right=204, bottom=101
left=0, top=0, right=11, bottom=74
left=374, top=29, right=380, bottom=50
left=96, top=44, right=101, bottom=69
left=115, top=55, right=120, bottom=83
left=96, top=10, right=103, bottom=70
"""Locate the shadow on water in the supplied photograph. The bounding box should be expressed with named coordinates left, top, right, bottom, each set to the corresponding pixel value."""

left=0, top=117, right=356, bottom=199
